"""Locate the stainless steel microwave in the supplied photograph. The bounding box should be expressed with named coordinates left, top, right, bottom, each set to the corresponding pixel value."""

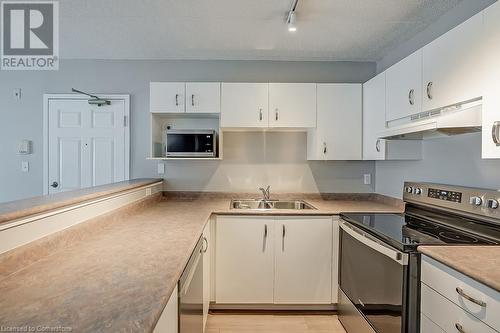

left=165, top=129, right=217, bottom=157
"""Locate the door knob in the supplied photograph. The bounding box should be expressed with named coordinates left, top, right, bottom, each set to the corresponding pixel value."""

left=51, top=181, right=59, bottom=188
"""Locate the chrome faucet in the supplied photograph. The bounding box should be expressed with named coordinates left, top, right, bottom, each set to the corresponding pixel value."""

left=259, top=185, right=271, bottom=201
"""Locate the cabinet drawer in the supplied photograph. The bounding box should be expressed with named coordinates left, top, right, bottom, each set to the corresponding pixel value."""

left=422, top=256, right=500, bottom=330
left=421, top=313, right=445, bottom=333
left=421, top=283, right=497, bottom=333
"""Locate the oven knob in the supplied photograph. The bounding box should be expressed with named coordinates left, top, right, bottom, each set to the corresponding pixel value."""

left=469, top=196, right=483, bottom=206
left=413, top=188, right=422, bottom=195
left=405, top=186, right=413, bottom=193
left=487, top=199, right=499, bottom=209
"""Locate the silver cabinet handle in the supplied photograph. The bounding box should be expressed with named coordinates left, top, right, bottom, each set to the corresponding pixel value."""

left=264, top=224, right=268, bottom=238
left=408, top=89, right=415, bottom=106
left=426, top=82, right=433, bottom=100
left=202, top=236, right=209, bottom=253
left=375, top=139, right=381, bottom=152
left=492, top=121, right=500, bottom=146
left=259, top=108, right=263, bottom=121
left=282, top=224, right=286, bottom=251
left=455, top=287, right=487, bottom=307
left=275, top=108, right=279, bottom=121
left=191, top=94, right=195, bottom=106
left=455, top=323, right=466, bottom=333
left=323, top=142, right=327, bottom=154
left=175, top=94, right=179, bottom=106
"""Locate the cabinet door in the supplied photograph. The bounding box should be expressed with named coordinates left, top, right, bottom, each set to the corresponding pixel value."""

left=274, top=217, right=332, bottom=304
left=482, top=2, right=500, bottom=159
left=221, top=83, right=269, bottom=127
left=422, top=11, right=484, bottom=112
left=202, top=222, right=211, bottom=330
left=215, top=216, right=274, bottom=303
left=185, top=82, right=221, bottom=113
left=150, top=82, right=185, bottom=113
left=363, top=73, right=387, bottom=160
left=386, top=50, right=423, bottom=122
left=308, top=84, right=362, bottom=160
left=153, top=286, right=178, bottom=333
left=269, top=83, right=316, bottom=128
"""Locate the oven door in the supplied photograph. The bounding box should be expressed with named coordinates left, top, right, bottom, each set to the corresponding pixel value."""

left=339, top=220, right=408, bottom=333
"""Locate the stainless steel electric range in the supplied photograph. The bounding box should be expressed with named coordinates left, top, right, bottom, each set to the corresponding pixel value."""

left=338, top=182, right=500, bottom=333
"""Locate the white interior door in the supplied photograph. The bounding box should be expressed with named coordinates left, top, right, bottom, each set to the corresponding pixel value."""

left=47, top=97, right=129, bottom=194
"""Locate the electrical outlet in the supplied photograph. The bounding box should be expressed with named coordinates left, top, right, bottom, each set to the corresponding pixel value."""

left=363, top=174, right=372, bottom=185
left=13, top=88, right=21, bottom=100
left=21, top=161, right=29, bottom=172
left=157, top=162, right=165, bottom=175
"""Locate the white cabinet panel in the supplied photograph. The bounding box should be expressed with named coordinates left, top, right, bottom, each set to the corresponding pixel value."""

left=386, top=50, right=423, bottom=122
left=202, top=222, right=211, bottom=330
left=362, top=73, right=422, bottom=161
left=422, top=11, right=484, bottom=112
left=482, top=1, right=500, bottom=159
left=269, top=83, right=316, bottom=128
left=186, top=83, right=221, bottom=113
left=421, top=283, right=497, bottom=333
left=221, top=83, right=269, bottom=127
left=274, top=217, right=332, bottom=304
left=421, top=313, right=446, bottom=333
left=153, top=286, right=178, bottom=333
left=308, top=84, right=362, bottom=160
left=215, top=216, right=274, bottom=304
left=150, top=82, right=185, bottom=113
left=363, top=73, right=387, bottom=160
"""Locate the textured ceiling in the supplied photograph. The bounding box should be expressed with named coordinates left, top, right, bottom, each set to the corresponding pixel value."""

left=59, top=0, right=463, bottom=61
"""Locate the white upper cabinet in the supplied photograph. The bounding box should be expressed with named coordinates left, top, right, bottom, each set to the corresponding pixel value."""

left=363, top=73, right=387, bottom=160
left=221, top=83, right=269, bottom=127
left=307, top=84, right=362, bottom=160
left=274, top=217, right=333, bottom=304
left=482, top=2, right=500, bottom=158
left=269, top=83, right=317, bottom=128
left=363, top=72, right=423, bottom=161
left=150, top=82, right=185, bottom=113
left=422, top=11, right=484, bottom=112
left=386, top=50, right=423, bottom=122
left=186, top=82, right=221, bottom=113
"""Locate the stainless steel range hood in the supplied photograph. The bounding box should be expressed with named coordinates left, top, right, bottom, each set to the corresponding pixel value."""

left=379, top=101, right=482, bottom=140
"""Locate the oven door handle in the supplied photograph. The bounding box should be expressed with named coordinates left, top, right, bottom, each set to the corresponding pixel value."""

left=340, top=220, right=408, bottom=266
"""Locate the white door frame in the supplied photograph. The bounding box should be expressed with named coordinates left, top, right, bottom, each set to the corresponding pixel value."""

left=42, top=94, right=130, bottom=195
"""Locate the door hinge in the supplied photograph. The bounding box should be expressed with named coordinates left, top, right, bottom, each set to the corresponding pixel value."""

left=124, top=116, right=128, bottom=127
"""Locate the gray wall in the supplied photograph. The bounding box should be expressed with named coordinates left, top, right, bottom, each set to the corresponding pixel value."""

left=0, top=59, right=376, bottom=202
left=374, top=0, right=500, bottom=198
left=375, top=133, right=500, bottom=198
left=377, top=0, right=496, bottom=73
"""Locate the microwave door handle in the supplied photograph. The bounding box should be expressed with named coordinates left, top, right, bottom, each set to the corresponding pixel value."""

left=340, top=221, right=408, bottom=266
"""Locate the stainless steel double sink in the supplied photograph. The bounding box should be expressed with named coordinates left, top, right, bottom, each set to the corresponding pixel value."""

left=230, top=199, right=316, bottom=210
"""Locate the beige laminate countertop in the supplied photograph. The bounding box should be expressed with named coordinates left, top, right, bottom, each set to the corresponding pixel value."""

left=418, top=246, right=500, bottom=292
left=0, top=178, right=163, bottom=225
left=0, top=194, right=403, bottom=332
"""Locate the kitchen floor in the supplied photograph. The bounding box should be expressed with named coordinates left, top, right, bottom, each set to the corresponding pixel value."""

left=206, top=313, right=347, bottom=332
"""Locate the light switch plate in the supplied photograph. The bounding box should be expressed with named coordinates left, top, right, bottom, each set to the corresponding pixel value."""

left=21, top=161, right=29, bottom=172
left=363, top=174, right=371, bottom=185
left=157, top=162, right=165, bottom=175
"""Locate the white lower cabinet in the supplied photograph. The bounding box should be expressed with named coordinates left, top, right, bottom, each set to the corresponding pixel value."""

left=215, top=216, right=275, bottom=303
left=421, top=255, right=500, bottom=332
left=202, top=222, right=211, bottom=330
left=421, top=313, right=446, bottom=333
left=274, top=217, right=333, bottom=304
left=215, top=215, right=335, bottom=305
left=153, top=286, right=178, bottom=333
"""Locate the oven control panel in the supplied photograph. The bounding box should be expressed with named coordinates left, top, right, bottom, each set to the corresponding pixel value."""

left=427, top=188, right=462, bottom=203
left=403, top=182, right=500, bottom=221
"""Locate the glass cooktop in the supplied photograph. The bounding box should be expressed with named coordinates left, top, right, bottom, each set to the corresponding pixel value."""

left=340, top=210, right=500, bottom=252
